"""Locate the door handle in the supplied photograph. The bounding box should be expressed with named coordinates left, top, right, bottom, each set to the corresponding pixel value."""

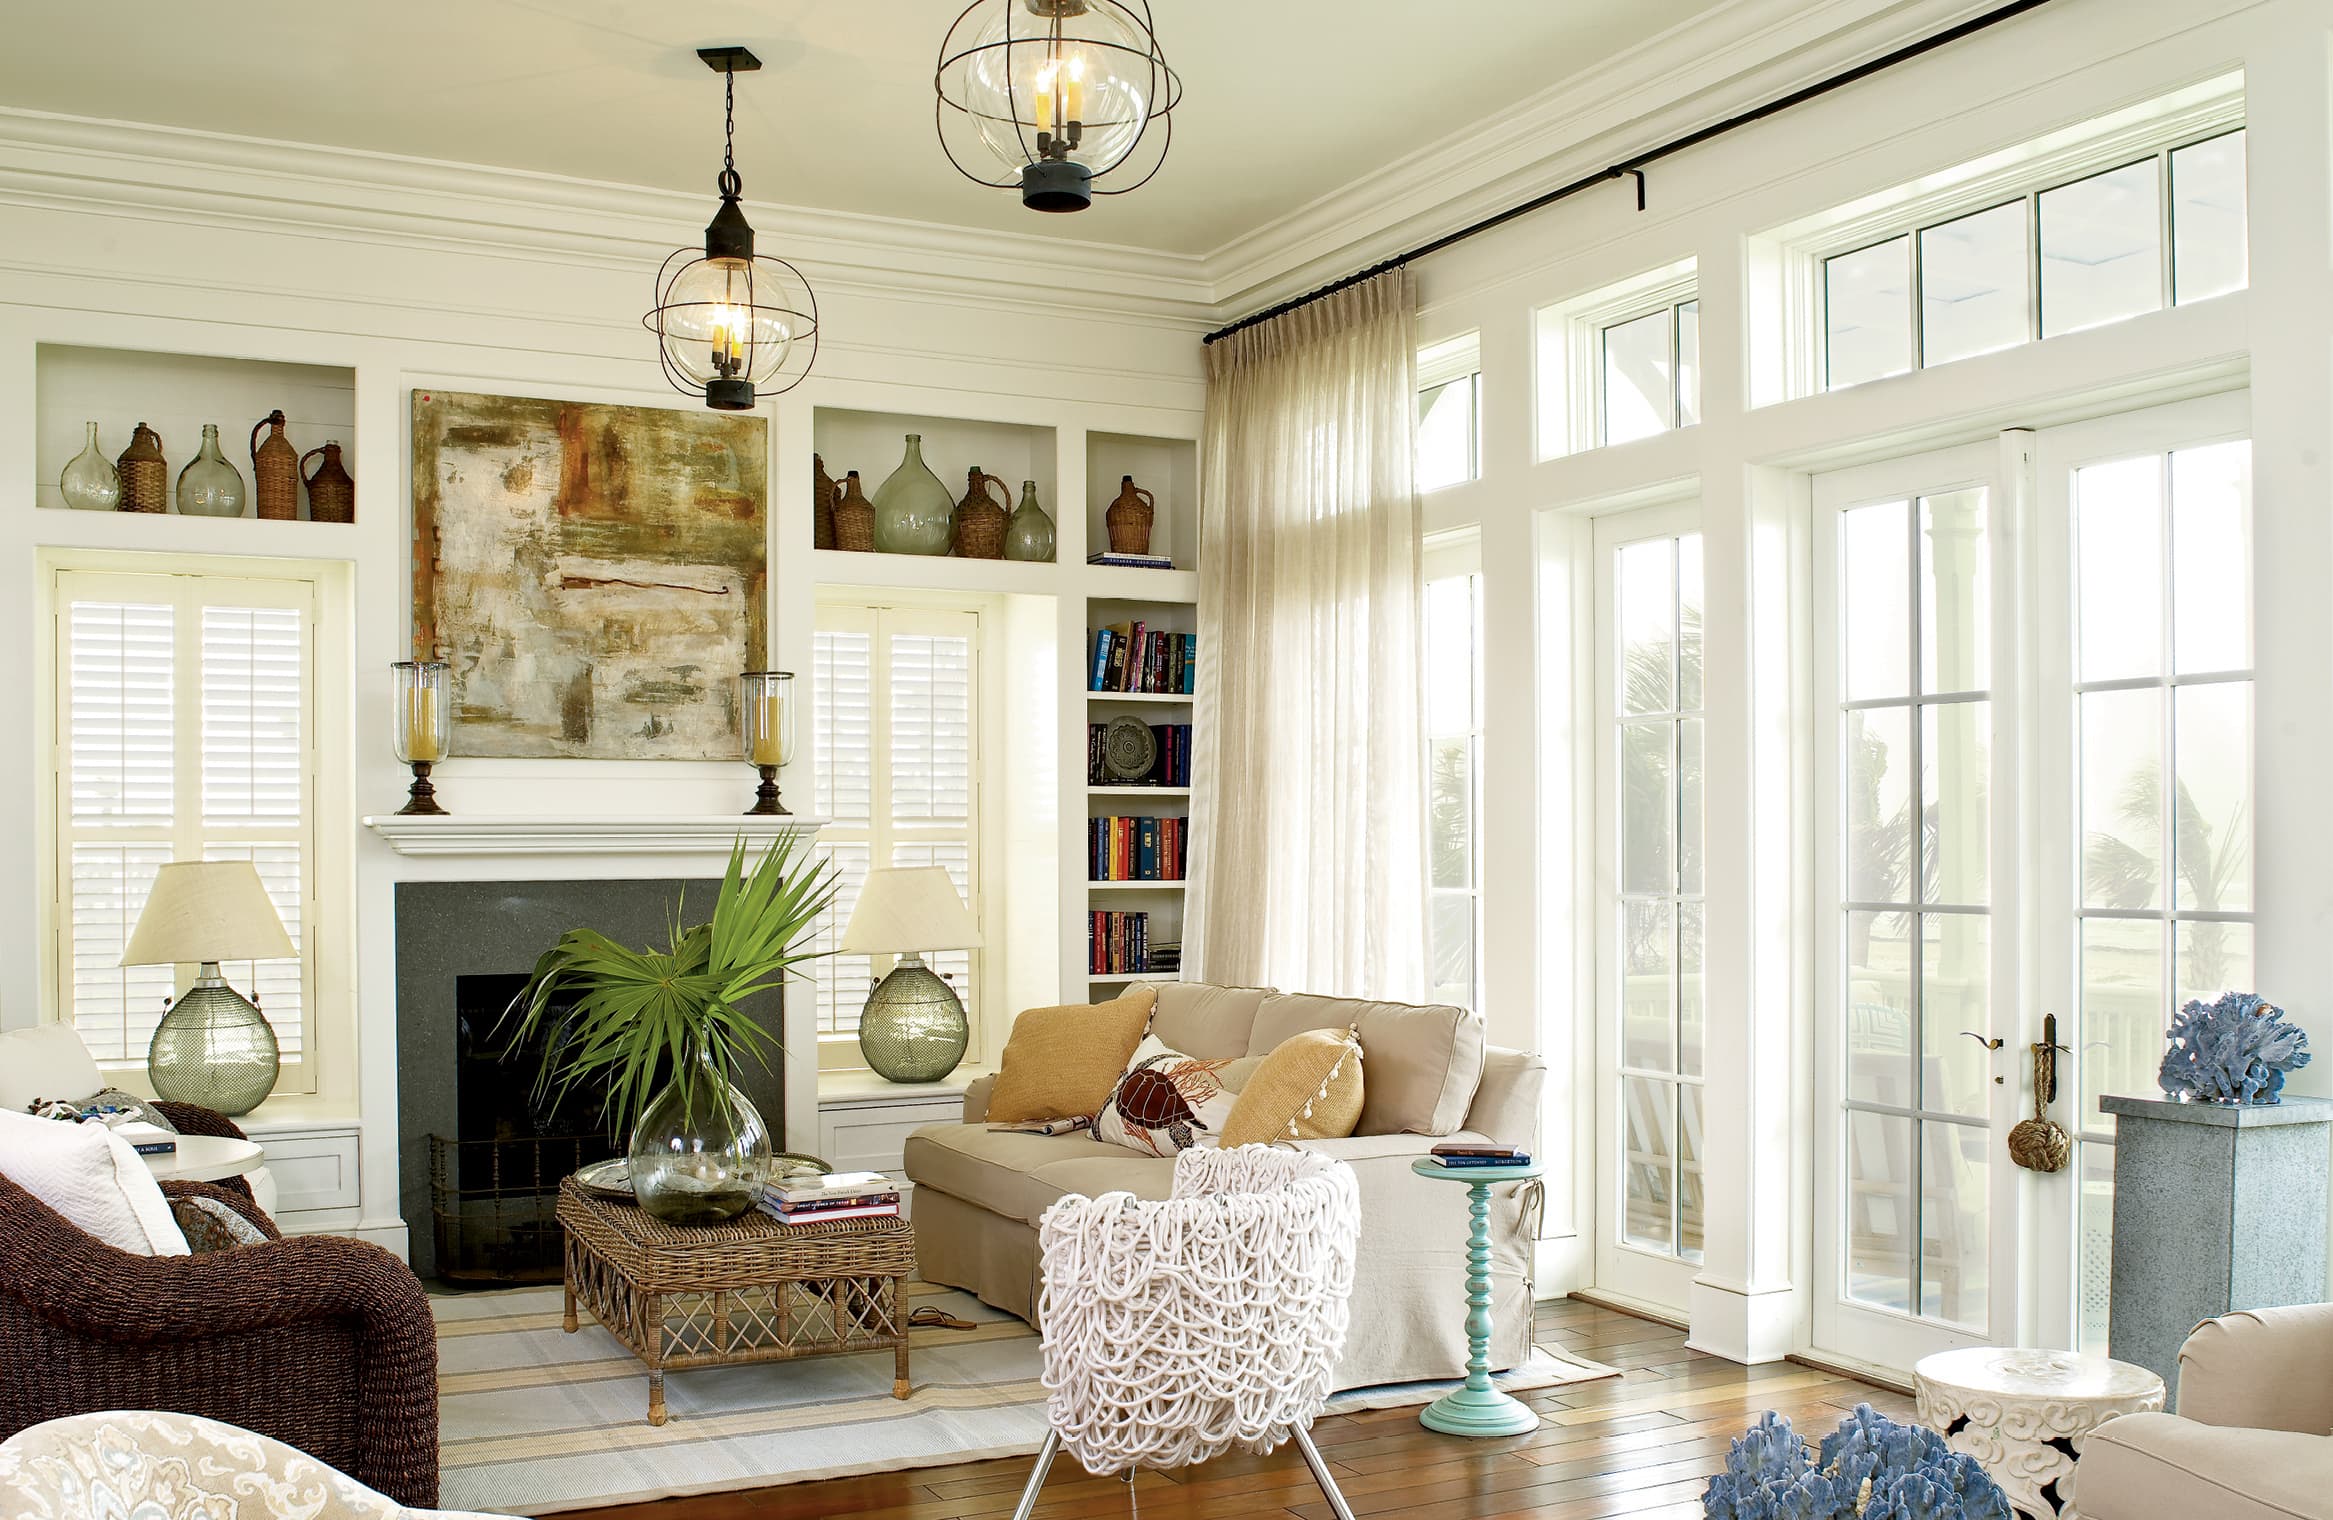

left=1962, top=1030, right=2004, bottom=1083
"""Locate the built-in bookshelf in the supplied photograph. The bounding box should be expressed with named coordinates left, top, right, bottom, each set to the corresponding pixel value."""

left=1081, top=583, right=1196, bottom=989
left=799, top=407, right=1200, bottom=1004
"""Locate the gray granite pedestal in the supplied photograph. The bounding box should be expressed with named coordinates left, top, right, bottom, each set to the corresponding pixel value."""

left=2104, top=1094, right=2331, bottom=1402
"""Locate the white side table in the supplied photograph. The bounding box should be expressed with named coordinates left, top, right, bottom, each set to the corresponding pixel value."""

left=1913, top=1346, right=2165, bottom=1520
left=141, top=1133, right=266, bottom=1184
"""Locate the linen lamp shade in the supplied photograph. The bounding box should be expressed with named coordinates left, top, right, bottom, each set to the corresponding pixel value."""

left=121, top=861, right=295, bottom=967
left=839, top=867, right=981, bottom=1084
left=119, top=860, right=294, bottom=1117
left=840, top=867, right=983, bottom=954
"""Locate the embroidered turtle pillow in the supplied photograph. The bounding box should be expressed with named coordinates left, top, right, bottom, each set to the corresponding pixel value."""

left=1095, top=1034, right=1240, bottom=1157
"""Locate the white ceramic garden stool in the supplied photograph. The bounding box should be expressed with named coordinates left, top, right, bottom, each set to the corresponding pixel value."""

left=1913, top=1346, right=2165, bottom=1520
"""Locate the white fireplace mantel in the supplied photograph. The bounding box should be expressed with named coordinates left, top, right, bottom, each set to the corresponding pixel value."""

left=362, top=814, right=830, bottom=857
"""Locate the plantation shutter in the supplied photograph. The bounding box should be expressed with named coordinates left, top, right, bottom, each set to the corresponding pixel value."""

left=809, top=603, right=980, bottom=1063
left=56, top=570, right=316, bottom=1075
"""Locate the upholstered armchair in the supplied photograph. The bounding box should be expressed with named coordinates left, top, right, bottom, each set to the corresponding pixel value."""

left=0, top=1410, right=509, bottom=1520
left=2077, top=1304, right=2333, bottom=1520
left=0, top=1170, right=442, bottom=1509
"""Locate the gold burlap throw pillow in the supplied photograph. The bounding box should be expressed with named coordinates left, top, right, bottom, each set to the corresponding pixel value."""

left=1220, top=1025, right=1365, bottom=1146
left=986, top=985, right=1158, bottom=1124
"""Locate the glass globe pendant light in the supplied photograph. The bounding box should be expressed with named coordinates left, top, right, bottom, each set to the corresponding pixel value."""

left=644, top=47, right=818, bottom=410
left=935, top=0, right=1180, bottom=212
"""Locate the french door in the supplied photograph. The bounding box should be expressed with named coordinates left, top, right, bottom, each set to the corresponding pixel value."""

left=1811, top=392, right=2253, bottom=1371
left=1593, top=504, right=1707, bottom=1316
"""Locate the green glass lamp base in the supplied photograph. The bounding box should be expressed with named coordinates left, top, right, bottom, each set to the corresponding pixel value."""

left=147, top=965, right=280, bottom=1117
left=856, top=956, right=970, bottom=1083
left=1420, top=1385, right=1541, bottom=1436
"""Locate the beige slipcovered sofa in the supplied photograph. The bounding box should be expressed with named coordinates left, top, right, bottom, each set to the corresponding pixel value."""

left=902, top=981, right=1546, bottom=1391
left=2077, top=1304, right=2333, bottom=1520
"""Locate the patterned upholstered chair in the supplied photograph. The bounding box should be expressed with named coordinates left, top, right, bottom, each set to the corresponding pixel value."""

left=0, top=1410, right=511, bottom=1520
left=1011, top=1145, right=1362, bottom=1520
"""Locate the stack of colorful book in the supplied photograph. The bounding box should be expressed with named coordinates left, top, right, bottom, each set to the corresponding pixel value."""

left=1429, top=1142, right=1531, bottom=1169
left=1088, top=622, right=1197, bottom=694
left=1090, top=909, right=1150, bottom=974
left=759, top=1170, right=901, bottom=1225
left=1089, top=815, right=1187, bottom=880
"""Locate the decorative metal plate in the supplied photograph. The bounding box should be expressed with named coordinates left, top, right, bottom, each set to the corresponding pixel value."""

left=573, top=1158, right=634, bottom=1198
left=1101, top=715, right=1158, bottom=781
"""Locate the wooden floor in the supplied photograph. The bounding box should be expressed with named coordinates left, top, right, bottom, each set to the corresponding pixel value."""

left=565, top=1299, right=1909, bottom=1520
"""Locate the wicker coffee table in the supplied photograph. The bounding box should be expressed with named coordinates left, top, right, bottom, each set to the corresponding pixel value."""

left=556, top=1177, right=916, bottom=1426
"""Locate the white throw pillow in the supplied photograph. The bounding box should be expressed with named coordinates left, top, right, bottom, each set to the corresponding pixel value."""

left=0, top=1024, right=107, bottom=1114
left=0, top=1109, right=190, bottom=1256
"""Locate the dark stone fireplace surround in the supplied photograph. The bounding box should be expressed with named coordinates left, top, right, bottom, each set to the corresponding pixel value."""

left=393, top=878, right=784, bottom=1280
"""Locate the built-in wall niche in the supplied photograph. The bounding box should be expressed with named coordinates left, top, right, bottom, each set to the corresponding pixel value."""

left=1082, top=591, right=1193, bottom=992
left=34, top=345, right=356, bottom=520
left=812, top=406, right=1059, bottom=557
left=1086, top=431, right=1197, bottom=570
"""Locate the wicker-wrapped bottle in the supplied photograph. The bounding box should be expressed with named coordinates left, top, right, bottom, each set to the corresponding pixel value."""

left=832, top=470, right=875, bottom=552
left=1106, top=475, right=1156, bottom=556
left=813, top=453, right=838, bottom=551
left=953, top=467, right=1010, bottom=559
left=301, top=441, right=354, bottom=524
left=250, top=411, right=300, bottom=520
left=115, top=422, right=168, bottom=514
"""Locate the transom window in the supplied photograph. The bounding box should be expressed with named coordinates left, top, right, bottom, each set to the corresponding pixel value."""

left=1822, top=127, right=2246, bottom=390
left=1417, top=333, right=1482, bottom=491
left=1534, top=260, right=1698, bottom=459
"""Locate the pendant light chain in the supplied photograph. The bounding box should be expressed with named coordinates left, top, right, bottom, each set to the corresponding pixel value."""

left=719, top=64, right=740, bottom=198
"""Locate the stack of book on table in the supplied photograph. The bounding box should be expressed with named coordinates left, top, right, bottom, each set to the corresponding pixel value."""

left=760, top=1170, right=901, bottom=1225
left=1429, top=1141, right=1530, bottom=1169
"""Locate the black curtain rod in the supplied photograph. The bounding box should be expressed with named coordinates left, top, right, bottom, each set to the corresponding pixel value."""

left=1202, top=0, right=2058, bottom=346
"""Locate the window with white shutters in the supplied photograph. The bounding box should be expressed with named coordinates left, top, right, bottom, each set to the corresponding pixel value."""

left=810, top=601, right=980, bottom=1069
left=54, top=568, right=319, bottom=1085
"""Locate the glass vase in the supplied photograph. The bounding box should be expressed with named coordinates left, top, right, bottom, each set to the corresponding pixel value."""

left=627, top=1050, right=774, bottom=1225
left=871, top=433, right=956, bottom=555
left=1003, top=478, right=1056, bottom=562
left=59, top=422, right=121, bottom=511
left=175, top=423, right=247, bottom=517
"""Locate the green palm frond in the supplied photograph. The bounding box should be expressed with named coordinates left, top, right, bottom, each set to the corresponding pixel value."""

left=498, top=834, right=840, bottom=1140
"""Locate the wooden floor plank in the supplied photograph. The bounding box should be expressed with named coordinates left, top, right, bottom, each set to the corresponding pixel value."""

left=555, top=1302, right=1892, bottom=1520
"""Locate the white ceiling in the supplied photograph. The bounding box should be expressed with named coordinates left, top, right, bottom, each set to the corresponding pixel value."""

left=0, top=1, right=1732, bottom=257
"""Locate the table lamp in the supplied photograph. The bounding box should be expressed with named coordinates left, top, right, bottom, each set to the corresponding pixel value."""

left=121, top=859, right=297, bottom=1116
left=840, top=866, right=984, bottom=1083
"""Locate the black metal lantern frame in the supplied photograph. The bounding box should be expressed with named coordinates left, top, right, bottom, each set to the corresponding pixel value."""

left=935, top=0, right=1181, bottom=212
left=645, top=47, right=819, bottom=410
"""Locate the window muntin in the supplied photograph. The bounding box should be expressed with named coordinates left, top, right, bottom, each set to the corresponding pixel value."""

left=1819, top=127, right=2247, bottom=390
left=1612, top=531, right=1704, bottom=1264
left=2069, top=439, right=2253, bottom=1353
left=809, top=602, right=981, bottom=1069
left=56, top=570, right=316, bottom=1075
left=1424, top=568, right=1484, bottom=1012
left=1832, top=490, right=1993, bottom=1328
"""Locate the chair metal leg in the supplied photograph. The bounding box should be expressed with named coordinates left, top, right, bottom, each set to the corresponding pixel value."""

left=1291, top=1425, right=1356, bottom=1520
left=1010, top=1431, right=1060, bottom=1520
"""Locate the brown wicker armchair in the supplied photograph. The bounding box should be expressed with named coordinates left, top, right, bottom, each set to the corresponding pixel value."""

left=0, top=1167, right=441, bottom=1508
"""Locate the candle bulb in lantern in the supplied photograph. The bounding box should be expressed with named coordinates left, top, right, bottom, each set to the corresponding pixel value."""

left=741, top=670, right=796, bottom=815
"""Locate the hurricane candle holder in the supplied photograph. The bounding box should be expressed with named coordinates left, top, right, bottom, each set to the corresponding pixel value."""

left=742, top=670, right=795, bottom=815
left=392, top=660, right=452, bottom=816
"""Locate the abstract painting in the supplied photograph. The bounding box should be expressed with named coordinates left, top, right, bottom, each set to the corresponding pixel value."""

left=412, top=390, right=767, bottom=759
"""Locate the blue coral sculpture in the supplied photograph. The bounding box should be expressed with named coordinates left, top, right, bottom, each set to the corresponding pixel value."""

left=1702, top=1404, right=2012, bottom=1520
left=2158, top=991, right=2311, bottom=1105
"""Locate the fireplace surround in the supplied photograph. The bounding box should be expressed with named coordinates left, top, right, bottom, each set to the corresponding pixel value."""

left=392, top=877, right=785, bottom=1280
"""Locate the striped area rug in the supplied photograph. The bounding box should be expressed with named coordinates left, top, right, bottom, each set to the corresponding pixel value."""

left=434, top=1282, right=1617, bottom=1515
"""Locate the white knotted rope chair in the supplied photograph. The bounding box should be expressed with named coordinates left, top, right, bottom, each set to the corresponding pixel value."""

left=1011, top=1144, right=1363, bottom=1520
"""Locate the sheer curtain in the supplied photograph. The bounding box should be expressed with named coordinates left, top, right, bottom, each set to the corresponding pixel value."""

left=1185, top=268, right=1427, bottom=1000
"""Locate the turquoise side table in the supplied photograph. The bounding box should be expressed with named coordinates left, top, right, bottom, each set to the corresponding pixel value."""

left=1410, top=1156, right=1542, bottom=1437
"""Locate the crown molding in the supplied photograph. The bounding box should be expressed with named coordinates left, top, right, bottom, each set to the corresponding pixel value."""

left=0, top=107, right=1219, bottom=331
left=1200, top=0, right=2024, bottom=318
